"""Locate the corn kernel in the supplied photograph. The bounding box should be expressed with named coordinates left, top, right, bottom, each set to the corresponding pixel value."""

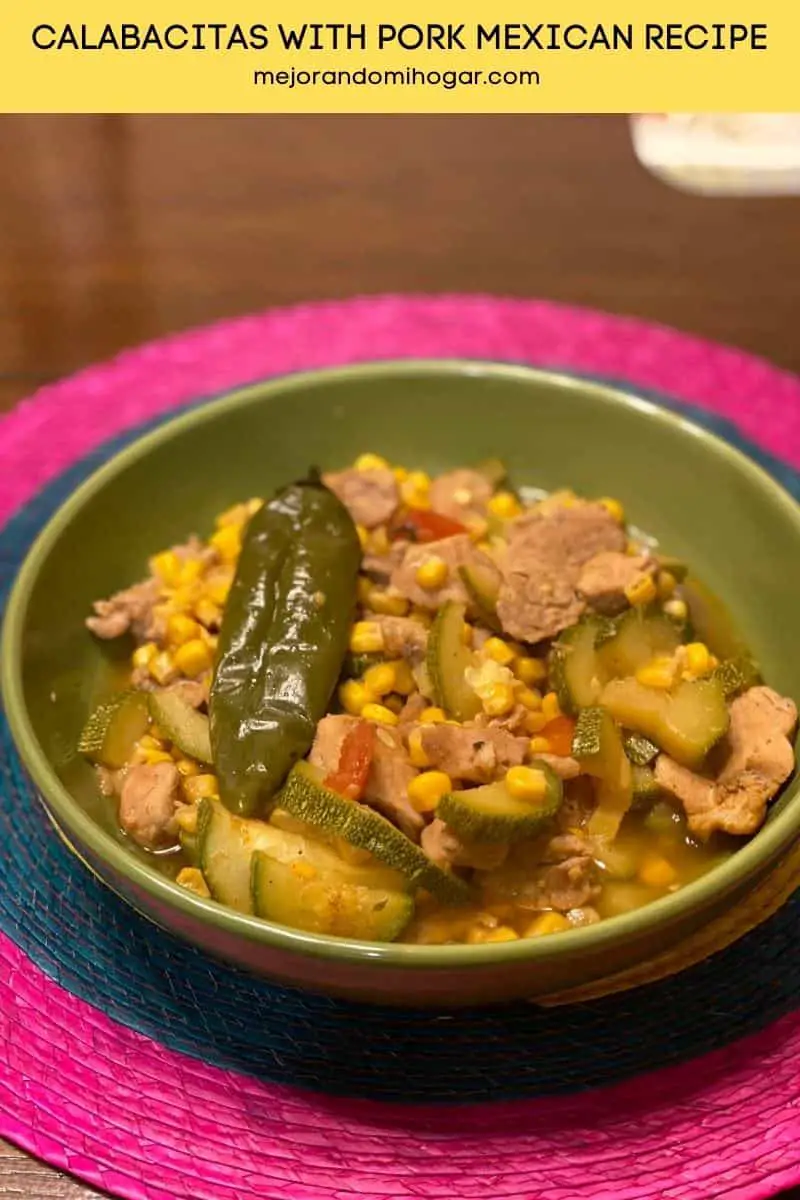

left=505, top=765, right=549, bottom=803
left=466, top=516, right=490, bottom=542
left=175, top=806, right=198, bottom=833
left=367, top=590, right=410, bottom=617
left=132, top=642, right=158, bottom=670
left=407, top=770, right=452, bottom=813
left=194, top=598, right=222, bottom=629
left=393, top=466, right=409, bottom=483
left=525, top=711, right=550, bottom=735
left=363, top=662, right=397, bottom=697
left=141, top=747, right=174, bottom=766
left=638, top=853, right=677, bottom=888
left=150, top=550, right=182, bottom=586
left=167, top=586, right=198, bottom=614
left=177, top=558, right=204, bottom=587
left=149, top=651, right=177, bottom=686
left=461, top=622, right=473, bottom=646
left=636, top=657, right=676, bottom=691
left=525, top=911, right=571, bottom=938
left=388, top=659, right=415, bottom=695
left=215, top=502, right=249, bottom=528
left=515, top=656, right=548, bottom=686
left=415, top=556, right=449, bottom=591
left=657, top=570, right=677, bottom=599
left=184, top=774, right=219, bottom=802
left=206, top=574, right=233, bottom=607
left=356, top=524, right=370, bottom=551
left=356, top=576, right=374, bottom=605
left=529, top=736, right=551, bottom=754
left=541, top=691, right=562, bottom=723
left=368, top=526, right=391, bottom=555
left=361, top=702, right=399, bottom=726
left=138, top=734, right=163, bottom=751
left=487, top=491, right=522, bottom=520
left=175, top=757, right=200, bottom=778
left=246, top=497, right=263, bottom=517
left=173, top=638, right=213, bottom=678
left=663, top=598, right=688, bottom=622
left=479, top=926, right=519, bottom=943
left=419, top=706, right=447, bottom=724
left=339, top=680, right=372, bottom=716
left=685, top=642, right=712, bottom=677
left=355, top=452, right=389, bottom=471
left=483, top=637, right=516, bottom=666
left=349, top=621, right=385, bottom=654
left=483, top=683, right=516, bottom=717
left=167, top=613, right=201, bottom=646
left=291, top=861, right=318, bottom=882
left=408, top=728, right=432, bottom=768
left=599, top=497, right=625, bottom=524
left=401, top=471, right=431, bottom=510
left=708, top=654, right=719, bottom=670
left=210, top=524, right=242, bottom=563
left=176, top=867, right=210, bottom=898
left=516, top=686, right=543, bottom=711
left=625, top=573, right=658, bottom=607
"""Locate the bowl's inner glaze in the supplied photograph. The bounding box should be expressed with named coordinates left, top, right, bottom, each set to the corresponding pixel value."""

left=11, top=363, right=800, bottom=919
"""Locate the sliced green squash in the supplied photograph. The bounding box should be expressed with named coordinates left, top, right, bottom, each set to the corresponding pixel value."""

left=197, top=798, right=285, bottom=912
left=623, top=731, right=660, bottom=766
left=276, top=761, right=471, bottom=903
left=149, top=690, right=212, bottom=764
left=712, top=656, right=760, bottom=699
left=631, top=764, right=661, bottom=805
left=426, top=600, right=481, bottom=722
left=598, top=607, right=682, bottom=679
left=251, top=849, right=412, bottom=941
left=78, top=690, right=150, bottom=768
left=600, top=676, right=729, bottom=768
left=572, top=706, right=633, bottom=840
left=458, top=563, right=501, bottom=630
left=549, top=618, right=613, bottom=715
left=437, top=761, right=562, bottom=843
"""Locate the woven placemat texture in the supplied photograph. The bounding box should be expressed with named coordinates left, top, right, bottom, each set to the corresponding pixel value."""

left=1, top=296, right=800, bottom=1200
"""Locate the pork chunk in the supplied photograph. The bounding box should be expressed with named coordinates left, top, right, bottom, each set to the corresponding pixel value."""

left=654, top=685, right=797, bottom=838
left=119, top=761, right=181, bottom=849
left=578, top=551, right=655, bottom=615
left=373, top=614, right=429, bottom=662
left=429, top=469, right=493, bottom=523
left=86, top=576, right=162, bottom=641
left=416, top=723, right=528, bottom=783
left=421, top=818, right=508, bottom=871
left=323, top=467, right=399, bottom=529
left=497, top=503, right=626, bottom=643
left=536, top=856, right=599, bottom=912
left=390, top=534, right=501, bottom=612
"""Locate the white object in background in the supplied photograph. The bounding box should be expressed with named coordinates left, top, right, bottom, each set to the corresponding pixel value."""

left=630, top=114, right=800, bottom=195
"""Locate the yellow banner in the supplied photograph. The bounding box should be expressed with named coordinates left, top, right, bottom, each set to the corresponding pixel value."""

left=0, top=1, right=795, bottom=113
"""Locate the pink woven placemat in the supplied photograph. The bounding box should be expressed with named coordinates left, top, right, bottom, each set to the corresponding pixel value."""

left=2, top=295, right=800, bottom=1200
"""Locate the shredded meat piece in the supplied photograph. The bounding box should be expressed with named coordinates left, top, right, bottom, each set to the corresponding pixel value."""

left=472, top=705, right=530, bottom=736
left=536, top=753, right=582, bottom=781
left=118, top=761, right=181, bottom=849
left=86, top=576, right=162, bottom=641
left=535, top=856, right=599, bottom=912
left=323, top=467, right=399, bottom=529
left=496, top=503, right=625, bottom=643
left=578, top=551, right=655, bottom=615
left=373, top=614, right=429, bottom=662
left=429, top=469, right=492, bottom=523
left=390, top=534, right=501, bottom=613
left=421, top=818, right=508, bottom=871
left=361, top=540, right=408, bottom=583
left=416, top=723, right=528, bottom=783
left=654, top=685, right=797, bottom=838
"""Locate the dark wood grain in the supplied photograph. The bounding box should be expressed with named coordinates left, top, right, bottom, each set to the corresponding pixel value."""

left=1, top=113, right=799, bottom=1197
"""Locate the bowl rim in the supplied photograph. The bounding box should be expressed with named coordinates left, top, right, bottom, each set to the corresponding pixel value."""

left=3, top=357, right=800, bottom=971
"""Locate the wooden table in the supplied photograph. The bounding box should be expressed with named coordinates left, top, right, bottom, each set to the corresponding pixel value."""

left=1, top=114, right=799, bottom=1198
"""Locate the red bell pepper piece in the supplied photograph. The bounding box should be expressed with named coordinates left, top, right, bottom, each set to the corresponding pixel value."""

left=540, top=715, right=576, bottom=758
left=390, top=508, right=467, bottom=544
left=323, top=720, right=376, bottom=801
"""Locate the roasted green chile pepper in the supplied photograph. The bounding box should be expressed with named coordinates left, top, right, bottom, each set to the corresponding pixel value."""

left=210, top=474, right=360, bottom=816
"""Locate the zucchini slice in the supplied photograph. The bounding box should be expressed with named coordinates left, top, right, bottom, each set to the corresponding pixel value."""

left=712, top=656, right=760, bottom=700
left=251, top=850, right=413, bottom=941
left=276, top=761, right=471, bottom=903
left=78, top=690, right=150, bottom=768
left=426, top=600, right=481, bottom=722
left=631, top=765, right=661, bottom=805
left=623, top=731, right=660, bottom=766
left=600, top=676, right=729, bottom=768
left=572, top=706, right=633, bottom=840
left=197, top=798, right=285, bottom=912
left=458, top=564, right=501, bottom=630
left=598, top=607, right=682, bottom=679
left=149, top=690, right=212, bottom=764
left=437, top=761, right=562, bottom=843
left=549, top=618, right=612, bottom=715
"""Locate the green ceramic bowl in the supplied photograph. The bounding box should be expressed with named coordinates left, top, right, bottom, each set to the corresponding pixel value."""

left=3, top=361, right=800, bottom=1006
